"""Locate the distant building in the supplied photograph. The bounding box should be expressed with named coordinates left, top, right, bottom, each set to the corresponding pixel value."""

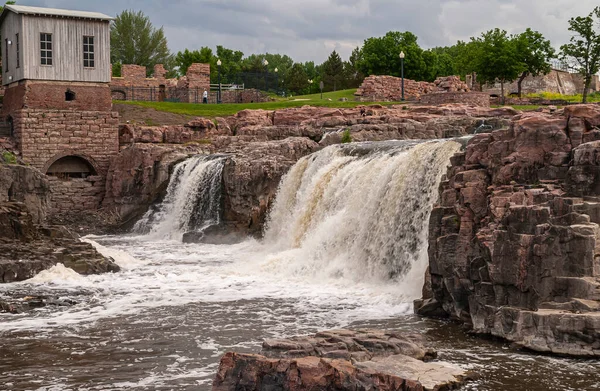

left=0, top=5, right=119, bottom=214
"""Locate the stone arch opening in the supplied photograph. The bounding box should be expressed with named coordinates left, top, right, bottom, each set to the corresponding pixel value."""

left=65, top=89, right=76, bottom=101
left=111, top=89, right=127, bottom=100
left=46, top=155, right=97, bottom=180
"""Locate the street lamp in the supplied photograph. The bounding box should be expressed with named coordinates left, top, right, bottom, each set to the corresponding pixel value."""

left=308, top=79, right=313, bottom=94
left=399, top=51, right=405, bottom=101
left=217, top=59, right=222, bottom=104
left=263, top=59, right=269, bottom=92
left=274, top=67, right=278, bottom=96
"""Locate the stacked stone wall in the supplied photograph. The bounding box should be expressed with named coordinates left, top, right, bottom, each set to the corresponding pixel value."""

left=111, top=63, right=210, bottom=103
left=11, top=109, right=119, bottom=213
left=420, top=92, right=490, bottom=107
left=1, top=81, right=112, bottom=114
left=355, top=75, right=437, bottom=101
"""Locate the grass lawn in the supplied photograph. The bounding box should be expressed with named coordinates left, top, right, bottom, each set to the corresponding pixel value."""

left=115, top=89, right=398, bottom=118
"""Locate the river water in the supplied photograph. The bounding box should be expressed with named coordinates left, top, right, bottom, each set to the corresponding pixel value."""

left=1, top=140, right=599, bottom=390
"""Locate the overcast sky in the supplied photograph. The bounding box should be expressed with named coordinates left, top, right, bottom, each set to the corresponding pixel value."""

left=21, top=0, right=600, bottom=63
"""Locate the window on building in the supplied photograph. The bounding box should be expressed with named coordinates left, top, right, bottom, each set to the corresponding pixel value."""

left=83, top=36, right=94, bottom=68
left=40, top=33, right=52, bottom=66
left=5, top=39, right=8, bottom=72
left=15, top=34, right=19, bottom=68
left=65, top=89, right=76, bottom=101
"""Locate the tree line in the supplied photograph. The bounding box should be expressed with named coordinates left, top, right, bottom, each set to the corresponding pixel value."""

left=110, top=7, right=600, bottom=102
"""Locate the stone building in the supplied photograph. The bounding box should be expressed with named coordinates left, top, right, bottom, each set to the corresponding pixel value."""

left=0, top=5, right=119, bottom=213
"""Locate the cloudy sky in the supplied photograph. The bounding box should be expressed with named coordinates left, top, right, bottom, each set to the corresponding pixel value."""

left=19, top=0, right=600, bottom=63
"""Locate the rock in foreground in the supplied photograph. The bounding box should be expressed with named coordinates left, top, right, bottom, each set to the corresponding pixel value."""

left=212, top=329, right=469, bottom=391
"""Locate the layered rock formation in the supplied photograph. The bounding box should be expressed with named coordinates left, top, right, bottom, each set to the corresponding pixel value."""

left=416, top=104, right=600, bottom=356
left=0, top=164, right=120, bottom=284
left=106, top=104, right=518, bottom=235
left=355, top=75, right=470, bottom=102
left=213, top=329, right=468, bottom=391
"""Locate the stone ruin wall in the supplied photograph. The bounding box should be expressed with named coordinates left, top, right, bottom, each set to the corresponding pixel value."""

left=355, top=75, right=473, bottom=103
left=420, top=92, right=490, bottom=107
left=11, top=109, right=119, bottom=214
left=110, top=63, right=270, bottom=104
left=110, top=64, right=211, bottom=103
left=476, top=69, right=600, bottom=96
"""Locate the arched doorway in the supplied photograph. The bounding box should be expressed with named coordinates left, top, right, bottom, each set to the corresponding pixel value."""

left=46, top=155, right=97, bottom=180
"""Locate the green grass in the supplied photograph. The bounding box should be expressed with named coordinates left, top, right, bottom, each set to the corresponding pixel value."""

left=522, top=91, right=600, bottom=103
left=115, top=89, right=393, bottom=118
left=2, top=151, right=17, bottom=164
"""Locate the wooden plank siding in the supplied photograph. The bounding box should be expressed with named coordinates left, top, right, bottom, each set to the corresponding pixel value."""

left=1, top=12, right=25, bottom=84
left=2, top=13, right=111, bottom=85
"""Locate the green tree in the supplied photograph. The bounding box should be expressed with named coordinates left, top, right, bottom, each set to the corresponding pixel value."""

left=286, top=63, right=309, bottom=94
left=322, top=50, right=344, bottom=91
left=216, top=45, right=244, bottom=83
left=561, top=7, right=600, bottom=103
left=174, top=47, right=214, bottom=76
left=111, top=10, right=172, bottom=76
left=514, top=28, right=555, bottom=97
left=472, top=29, right=523, bottom=103
left=357, top=31, right=427, bottom=80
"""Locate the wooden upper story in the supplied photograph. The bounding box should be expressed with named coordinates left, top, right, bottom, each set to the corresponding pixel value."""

left=0, top=4, right=113, bottom=86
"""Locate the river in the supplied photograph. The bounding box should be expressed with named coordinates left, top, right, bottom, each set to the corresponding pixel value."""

left=1, top=140, right=599, bottom=390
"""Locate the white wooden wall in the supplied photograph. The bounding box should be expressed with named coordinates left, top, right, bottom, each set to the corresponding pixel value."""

left=1, top=12, right=25, bottom=84
left=1, top=13, right=111, bottom=85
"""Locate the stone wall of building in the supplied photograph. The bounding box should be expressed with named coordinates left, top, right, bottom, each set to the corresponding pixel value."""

left=110, top=63, right=211, bottom=103
left=420, top=92, right=490, bottom=107
left=481, top=69, right=600, bottom=96
left=11, top=109, right=119, bottom=213
left=1, top=81, right=112, bottom=115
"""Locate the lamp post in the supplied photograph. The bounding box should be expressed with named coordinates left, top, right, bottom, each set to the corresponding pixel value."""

left=399, top=51, right=405, bottom=101
left=263, top=59, right=269, bottom=92
left=217, top=59, right=222, bottom=104
left=308, top=79, right=313, bottom=94
left=274, top=67, right=278, bottom=96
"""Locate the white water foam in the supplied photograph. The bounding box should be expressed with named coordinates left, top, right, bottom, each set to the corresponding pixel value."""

left=0, top=140, right=458, bottom=336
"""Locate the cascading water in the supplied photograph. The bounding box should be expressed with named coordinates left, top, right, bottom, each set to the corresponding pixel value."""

left=133, top=155, right=227, bottom=240
left=262, top=139, right=461, bottom=295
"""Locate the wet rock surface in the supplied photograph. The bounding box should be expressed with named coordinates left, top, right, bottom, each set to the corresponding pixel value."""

left=0, top=164, right=120, bottom=285
left=417, top=104, right=600, bottom=357
left=213, top=329, right=469, bottom=391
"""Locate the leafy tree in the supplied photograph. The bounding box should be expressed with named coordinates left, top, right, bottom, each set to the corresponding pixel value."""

left=111, top=10, right=172, bottom=76
left=514, top=29, right=555, bottom=97
left=561, top=7, right=600, bottom=103
left=472, top=29, right=523, bottom=103
left=357, top=31, right=427, bottom=80
left=286, top=63, right=309, bottom=94
left=174, top=47, right=214, bottom=76
left=343, top=47, right=365, bottom=88
left=322, top=50, right=344, bottom=91
left=216, top=45, right=244, bottom=83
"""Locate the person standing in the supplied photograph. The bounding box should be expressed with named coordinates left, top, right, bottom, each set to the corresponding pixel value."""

left=203, top=90, right=208, bottom=104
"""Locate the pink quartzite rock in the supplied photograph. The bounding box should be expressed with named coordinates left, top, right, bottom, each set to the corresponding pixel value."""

left=417, top=104, right=600, bottom=357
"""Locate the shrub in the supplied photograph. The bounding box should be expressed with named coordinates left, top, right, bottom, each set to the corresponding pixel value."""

left=341, top=129, right=352, bottom=143
left=2, top=151, right=17, bottom=164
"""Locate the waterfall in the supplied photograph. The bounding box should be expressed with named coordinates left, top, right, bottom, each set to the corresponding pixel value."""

left=262, top=140, right=461, bottom=289
left=133, top=155, right=226, bottom=240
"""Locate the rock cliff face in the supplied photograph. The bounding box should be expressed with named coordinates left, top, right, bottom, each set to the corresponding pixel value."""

left=106, top=104, right=518, bottom=236
left=416, top=104, right=600, bottom=357
left=0, top=163, right=119, bottom=284
left=212, top=329, right=468, bottom=391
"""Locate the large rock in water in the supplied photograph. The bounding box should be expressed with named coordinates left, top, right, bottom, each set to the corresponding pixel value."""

left=212, top=329, right=469, bottom=391
left=416, top=104, right=600, bottom=356
left=0, top=164, right=119, bottom=284
left=220, top=137, right=318, bottom=235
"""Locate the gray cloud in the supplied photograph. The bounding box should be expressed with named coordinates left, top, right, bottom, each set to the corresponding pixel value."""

left=22, top=0, right=600, bottom=63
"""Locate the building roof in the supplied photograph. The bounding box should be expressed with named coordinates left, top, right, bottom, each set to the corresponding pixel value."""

left=1, top=4, right=114, bottom=22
